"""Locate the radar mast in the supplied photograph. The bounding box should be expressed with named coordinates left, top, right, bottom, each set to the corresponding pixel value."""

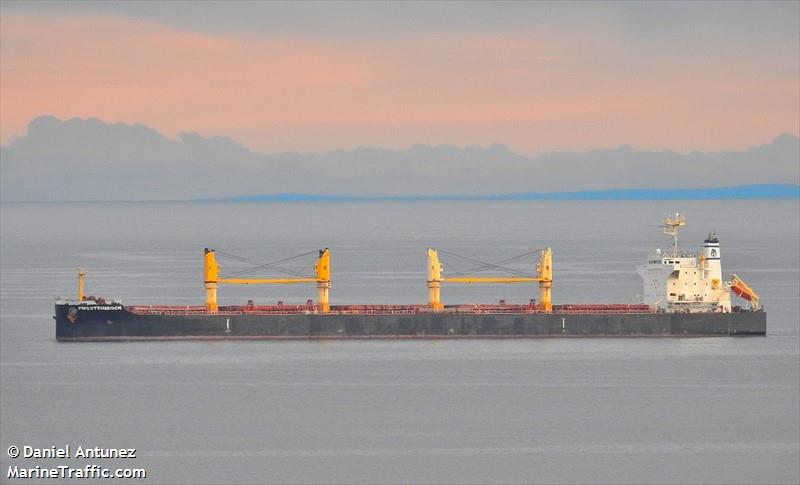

left=661, top=213, right=686, bottom=257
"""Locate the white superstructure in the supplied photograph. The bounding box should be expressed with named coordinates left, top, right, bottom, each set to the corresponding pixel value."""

left=637, top=213, right=731, bottom=312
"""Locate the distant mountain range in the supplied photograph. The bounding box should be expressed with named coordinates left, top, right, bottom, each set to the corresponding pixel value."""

left=196, top=184, right=798, bottom=203
left=1, top=115, right=798, bottom=202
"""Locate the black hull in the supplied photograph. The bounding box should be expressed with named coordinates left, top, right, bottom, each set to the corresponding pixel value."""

left=54, top=304, right=767, bottom=341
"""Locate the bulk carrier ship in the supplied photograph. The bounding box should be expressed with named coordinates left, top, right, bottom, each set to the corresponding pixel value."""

left=54, top=214, right=766, bottom=341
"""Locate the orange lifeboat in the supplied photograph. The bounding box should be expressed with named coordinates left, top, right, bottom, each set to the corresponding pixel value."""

left=729, top=273, right=761, bottom=310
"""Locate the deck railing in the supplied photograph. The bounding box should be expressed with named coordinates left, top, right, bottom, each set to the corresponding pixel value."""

left=128, top=303, right=655, bottom=316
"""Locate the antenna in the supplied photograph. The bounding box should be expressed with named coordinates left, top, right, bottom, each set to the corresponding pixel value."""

left=661, top=212, right=685, bottom=257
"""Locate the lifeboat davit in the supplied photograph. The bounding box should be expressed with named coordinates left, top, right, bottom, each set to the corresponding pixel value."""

left=729, top=273, right=761, bottom=309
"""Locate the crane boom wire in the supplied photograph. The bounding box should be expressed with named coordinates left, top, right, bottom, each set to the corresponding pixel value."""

left=439, top=249, right=544, bottom=277
left=439, top=250, right=530, bottom=277
left=224, top=265, right=310, bottom=279
left=216, top=249, right=318, bottom=279
left=455, top=249, right=543, bottom=275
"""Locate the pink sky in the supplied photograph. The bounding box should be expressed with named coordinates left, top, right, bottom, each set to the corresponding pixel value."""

left=2, top=12, right=798, bottom=153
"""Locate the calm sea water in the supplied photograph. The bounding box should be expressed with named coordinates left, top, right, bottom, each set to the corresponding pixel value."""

left=1, top=200, right=798, bottom=484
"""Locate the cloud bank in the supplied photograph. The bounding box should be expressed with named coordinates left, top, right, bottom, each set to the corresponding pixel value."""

left=1, top=116, right=797, bottom=202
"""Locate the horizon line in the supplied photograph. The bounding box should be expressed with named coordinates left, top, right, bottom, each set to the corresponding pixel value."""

left=1, top=184, right=797, bottom=204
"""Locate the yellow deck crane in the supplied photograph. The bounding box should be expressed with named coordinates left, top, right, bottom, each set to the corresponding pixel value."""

left=203, top=248, right=331, bottom=313
left=77, top=269, right=86, bottom=301
left=427, top=247, right=552, bottom=312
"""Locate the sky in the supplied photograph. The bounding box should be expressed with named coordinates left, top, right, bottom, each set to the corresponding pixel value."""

left=1, top=1, right=798, bottom=154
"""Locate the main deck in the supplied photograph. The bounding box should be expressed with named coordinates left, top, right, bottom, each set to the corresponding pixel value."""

left=126, top=303, right=655, bottom=316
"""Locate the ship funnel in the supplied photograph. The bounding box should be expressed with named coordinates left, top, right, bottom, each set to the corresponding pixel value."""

left=701, top=232, right=722, bottom=287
